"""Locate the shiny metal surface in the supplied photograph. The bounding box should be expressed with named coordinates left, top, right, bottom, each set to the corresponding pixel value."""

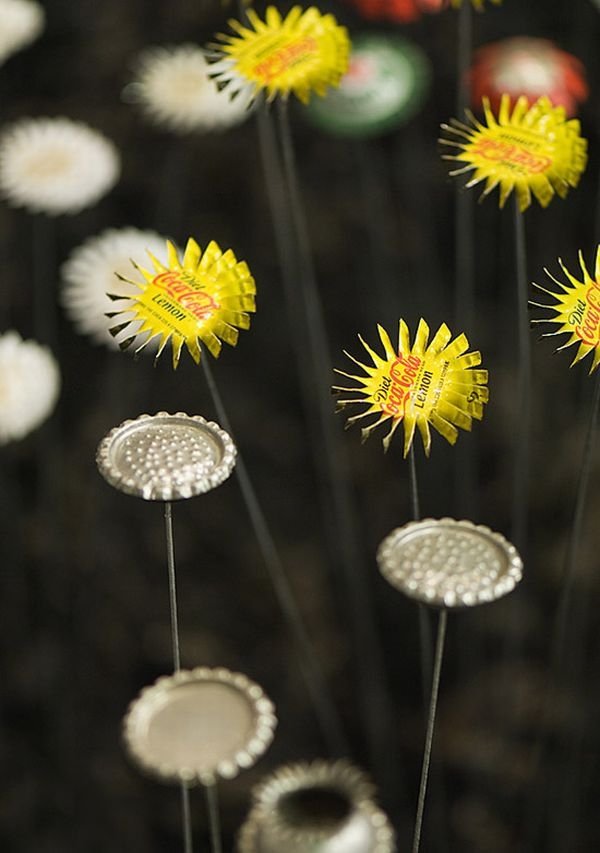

left=377, top=518, right=522, bottom=608
left=123, top=667, right=277, bottom=786
left=238, top=760, right=395, bottom=852
left=96, top=411, right=236, bottom=501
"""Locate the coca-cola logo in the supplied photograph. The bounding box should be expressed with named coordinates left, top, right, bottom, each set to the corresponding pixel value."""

left=152, top=271, right=219, bottom=322
left=377, top=353, right=422, bottom=417
left=472, top=137, right=552, bottom=174
left=253, top=36, right=317, bottom=83
left=575, top=279, right=600, bottom=346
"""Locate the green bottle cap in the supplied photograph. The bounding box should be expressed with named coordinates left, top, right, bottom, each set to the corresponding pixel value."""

left=303, top=33, right=430, bottom=138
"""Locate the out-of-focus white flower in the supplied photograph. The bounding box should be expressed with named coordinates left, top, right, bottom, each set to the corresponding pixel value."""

left=0, top=0, right=44, bottom=65
left=61, top=227, right=170, bottom=349
left=129, top=44, right=254, bottom=133
left=0, top=118, right=120, bottom=215
left=0, top=331, right=60, bottom=444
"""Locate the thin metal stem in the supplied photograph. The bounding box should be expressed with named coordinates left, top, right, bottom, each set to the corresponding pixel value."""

left=511, top=200, right=531, bottom=556
left=409, top=446, right=420, bottom=522
left=524, top=371, right=600, bottom=850
left=456, top=2, right=472, bottom=115
left=164, top=501, right=182, bottom=672
left=410, top=446, right=433, bottom=709
left=205, top=784, right=223, bottom=853
left=256, top=100, right=394, bottom=780
left=201, top=356, right=349, bottom=756
left=453, top=2, right=478, bottom=522
left=181, top=784, right=194, bottom=853
left=163, top=502, right=194, bottom=853
left=454, top=1, right=473, bottom=323
left=553, top=369, right=600, bottom=673
left=411, top=609, right=448, bottom=853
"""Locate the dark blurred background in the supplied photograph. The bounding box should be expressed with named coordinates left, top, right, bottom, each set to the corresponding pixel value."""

left=1, top=0, right=600, bottom=850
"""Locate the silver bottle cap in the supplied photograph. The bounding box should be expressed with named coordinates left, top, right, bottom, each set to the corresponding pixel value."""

left=96, top=411, right=236, bottom=501
left=377, top=518, right=522, bottom=608
left=238, top=760, right=395, bottom=853
left=123, top=667, right=277, bottom=786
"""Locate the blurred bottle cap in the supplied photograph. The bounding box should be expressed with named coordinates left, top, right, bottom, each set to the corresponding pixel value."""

left=238, top=759, right=395, bottom=852
left=123, top=667, right=277, bottom=786
left=303, top=34, right=430, bottom=138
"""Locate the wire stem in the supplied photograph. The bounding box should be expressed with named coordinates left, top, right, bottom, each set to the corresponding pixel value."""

left=205, top=784, right=222, bottom=853
left=411, top=609, right=448, bottom=853
left=163, top=502, right=194, bottom=852
left=201, top=356, right=348, bottom=756
left=272, top=98, right=394, bottom=778
left=511, top=200, right=531, bottom=556
left=553, top=369, right=600, bottom=673
left=164, top=501, right=182, bottom=672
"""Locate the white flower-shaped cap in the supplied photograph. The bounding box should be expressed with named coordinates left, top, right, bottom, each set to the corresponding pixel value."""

left=61, top=227, right=171, bottom=349
left=238, top=760, right=395, bottom=853
left=377, top=518, right=522, bottom=608
left=0, top=0, right=44, bottom=65
left=0, top=330, right=60, bottom=444
left=128, top=44, right=254, bottom=133
left=0, top=117, right=120, bottom=215
left=123, top=667, right=277, bottom=786
left=96, top=412, right=236, bottom=501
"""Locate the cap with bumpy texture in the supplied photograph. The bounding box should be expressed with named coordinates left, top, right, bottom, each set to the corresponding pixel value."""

left=377, top=518, right=522, bottom=608
left=96, top=411, right=236, bottom=501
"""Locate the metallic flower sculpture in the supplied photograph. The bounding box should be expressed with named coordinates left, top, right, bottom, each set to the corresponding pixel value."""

left=108, top=237, right=256, bottom=368
left=531, top=247, right=600, bottom=373
left=210, top=5, right=350, bottom=104
left=440, top=94, right=587, bottom=212
left=333, top=319, right=488, bottom=457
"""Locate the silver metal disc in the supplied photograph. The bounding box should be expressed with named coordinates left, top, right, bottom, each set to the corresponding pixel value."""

left=123, top=667, right=277, bottom=786
left=96, top=411, right=236, bottom=501
left=377, top=518, right=522, bottom=608
left=238, top=760, right=395, bottom=853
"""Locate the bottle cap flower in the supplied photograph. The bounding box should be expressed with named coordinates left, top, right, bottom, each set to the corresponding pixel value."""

left=97, top=412, right=237, bottom=501
left=210, top=5, right=350, bottom=104
left=0, top=117, right=120, bottom=215
left=303, top=34, right=430, bottom=138
left=531, top=247, right=600, bottom=373
left=129, top=45, right=254, bottom=134
left=61, top=227, right=171, bottom=350
left=450, top=0, right=502, bottom=8
left=0, top=0, right=44, bottom=65
left=333, top=319, right=488, bottom=457
left=123, top=667, right=277, bottom=786
left=239, top=760, right=395, bottom=853
left=107, top=237, right=256, bottom=368
left=469, top=37, right=588, bottom=117
left=378, top=519, right=522, bottom=608
left=440, top=94, right=587, bottom=212
left=0, top=331, right=60, bottom=444
left=343, top=0, right=445, bottom=23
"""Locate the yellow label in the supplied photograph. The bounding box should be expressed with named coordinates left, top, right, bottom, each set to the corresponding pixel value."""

left=372, top=352, right=455, bottom=422
left=138, top=269, right=220, bottom=338
left=249, top=33, right=318, bottom=85
left=468, top=128, right=554, bottom=178
left=108, top=237, right=256, bottom=368
left=334, top=320, right=488, bottom=456
left=216, top=6, right=350, bottom=103
left=441, top=94, right=588, bottom=211
left=533, top=248, right=600, bottom=373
